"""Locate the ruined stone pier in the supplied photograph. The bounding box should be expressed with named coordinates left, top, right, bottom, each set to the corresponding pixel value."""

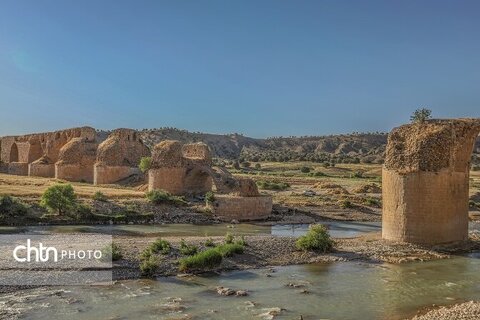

left=382, top=119, right=480, bottom=244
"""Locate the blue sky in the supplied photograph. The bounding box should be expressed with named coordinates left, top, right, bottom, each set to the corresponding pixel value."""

left=0, top=0, right=479, bottom=137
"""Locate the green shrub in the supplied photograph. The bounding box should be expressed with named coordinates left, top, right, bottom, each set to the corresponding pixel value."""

left=224, top=232, right=234, bottom=244
left=140, top=255, right=159, bottom=277
left=469, top=200, right=477, bottom=208
left=179, top=248, right=223, bottom=272
left=150, top=238, right=171, bottom=255
left=350, top=171, right=364, bottom=178
left=254, top=163, right=261, bottom=169
left=235, top=235, right=247, bottom=246
left=256, top=180, right=290, bottom=191
left=310, top=171, right=326, bottom=177
left=205, top=191, right=215, bottom=205
left=180, top=239, right=198, bottom=255
left=240, top=161, right=251, bottom=168
left=146, top=190, right=187, bottom=206
left=215, top=243, right=244, bottom=257
left=76, top=203, right=93, bottom=219
left=472, top=165, right=480, bottom=171
left=140, top=247, right=153, bottom=260
left=40, top=184, right=77, bottom=215
left=102, top=243, right=123, bottom=261
left=139, top=157, right=152, bottom=173
left=296, top=224, right=334, bottom=253
left=300, top=166, right=311, bottom=173
left=93, top=191, right=108, bottom=202
left=0, top=195, right=29, bottom=218
left=339, top=199, right=353, bottom=209
left=204, top=238, right=215, bottom=247
left=363, top=197, right=380, bottom=207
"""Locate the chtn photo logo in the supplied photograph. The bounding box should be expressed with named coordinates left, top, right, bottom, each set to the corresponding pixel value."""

left=13, top=239, right=103, bottom=263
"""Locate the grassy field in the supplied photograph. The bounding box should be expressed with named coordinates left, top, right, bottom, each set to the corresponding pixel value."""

left=231, top=161, right=480, bottom=210
left=0, top=161, right=478, bottom=210
left=231, top=162, right=383, bottom=209
left=0, top=174, right=145, bottom=199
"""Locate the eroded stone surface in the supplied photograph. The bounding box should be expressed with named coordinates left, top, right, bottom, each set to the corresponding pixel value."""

left=382, top=118, right=480, bottom=244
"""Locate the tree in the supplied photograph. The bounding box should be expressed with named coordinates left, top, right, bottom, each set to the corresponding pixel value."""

left=139, top=157, right=152, bottom=173
left=410, top=108, right=432, bottom=123
left=40, top=184, right=77, bottom=215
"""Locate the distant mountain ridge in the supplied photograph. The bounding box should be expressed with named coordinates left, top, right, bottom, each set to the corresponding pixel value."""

left=137, top=127, right=480, bottom=164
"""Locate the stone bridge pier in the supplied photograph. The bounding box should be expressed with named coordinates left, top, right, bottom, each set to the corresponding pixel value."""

left=382, top=119, right=480, bottom=244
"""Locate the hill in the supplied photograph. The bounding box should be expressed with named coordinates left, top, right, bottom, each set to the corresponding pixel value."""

left=138, top=127, right=480, bottom=165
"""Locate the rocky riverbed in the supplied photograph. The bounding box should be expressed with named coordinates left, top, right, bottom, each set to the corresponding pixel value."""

left=109, top=232, right=480, bottom=279
left=410, top=301, right=480, bottom=320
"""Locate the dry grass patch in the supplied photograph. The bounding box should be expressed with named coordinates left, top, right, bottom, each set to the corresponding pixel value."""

left=0, top=173, right=145, bottom=199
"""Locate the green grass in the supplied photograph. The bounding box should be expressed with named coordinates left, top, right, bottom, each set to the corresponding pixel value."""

left=215, top=243, right=244, bottom=257
left=296, top=224, right=334, bottom=253
left=179, top=248, right=223, bottom=272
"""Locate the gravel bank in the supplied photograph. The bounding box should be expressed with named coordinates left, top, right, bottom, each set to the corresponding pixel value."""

left=111, top=232, right=479, bottom=278
left=410, top=301, right=480, bottom=320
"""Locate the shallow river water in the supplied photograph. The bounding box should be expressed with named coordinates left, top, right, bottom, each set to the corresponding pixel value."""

left=7, top=256, right=480, bottom=320
left=0, top=221, right=381, bottom=238
left=2, top=222, right=480, bottom=319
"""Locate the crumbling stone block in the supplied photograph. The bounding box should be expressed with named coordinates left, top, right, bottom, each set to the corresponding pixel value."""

left=94, top=129, right=149, bottom=184
left=382, top=118, right=480, bottom=244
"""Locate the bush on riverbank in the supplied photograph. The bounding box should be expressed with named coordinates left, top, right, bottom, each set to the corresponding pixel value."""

left=146, top=189, right=187, bottom=206
left=102, top=243, right=123, bottom=261
left=179, top=248, right=223, bottom=272
left=150, top=238, right=171, bottom=255
left=180, top=239, right=198, bottom=255
left=296, top=224, right=334, bottom=253
left=0, top=195, right=29, bottom=219
left=140, top=255, right=159, bottom=277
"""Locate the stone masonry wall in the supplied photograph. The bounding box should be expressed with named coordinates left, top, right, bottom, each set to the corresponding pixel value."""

left=382, top=118, right=480, bottom=244
left=210, top=195, right=272, bottom=221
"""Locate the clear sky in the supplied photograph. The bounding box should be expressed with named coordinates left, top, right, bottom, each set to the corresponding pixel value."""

left=0, top=0, right=479, bottom=137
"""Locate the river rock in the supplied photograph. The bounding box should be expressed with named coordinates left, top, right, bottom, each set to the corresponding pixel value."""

left=216, top=286, right=235, bottom=296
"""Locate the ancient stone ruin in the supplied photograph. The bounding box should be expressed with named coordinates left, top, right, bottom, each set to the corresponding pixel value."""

left=0, top=127, right=149, bottom=185
left=149, top=140, right=214, bottom=195
left=94, top=129, right=150, bottom=184
left=149, top=140, right=272, bottom=220
left=0, top=130, right=272, bottom=221
left=382, top=118, right=480, bottom=244
left=0, top=127, right=96, bottom=177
